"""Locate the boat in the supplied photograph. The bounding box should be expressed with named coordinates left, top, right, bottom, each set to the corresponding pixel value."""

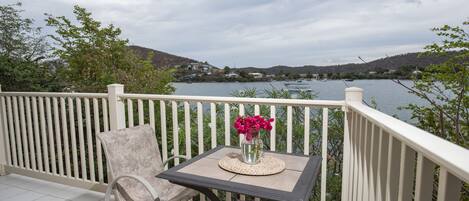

left=284, top=80, right=309, bottom=86
left=344, top=79, right=354, bottom=82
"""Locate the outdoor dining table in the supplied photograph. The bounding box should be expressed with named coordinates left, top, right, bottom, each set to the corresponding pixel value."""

left=156, top=146, right=321, bottom=201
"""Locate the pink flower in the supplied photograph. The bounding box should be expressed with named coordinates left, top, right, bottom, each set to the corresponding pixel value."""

left=233, top=115, right=275, bottom=140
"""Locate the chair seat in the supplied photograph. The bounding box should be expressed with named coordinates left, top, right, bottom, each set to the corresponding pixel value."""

left=117, top=176, right=197, bottom=201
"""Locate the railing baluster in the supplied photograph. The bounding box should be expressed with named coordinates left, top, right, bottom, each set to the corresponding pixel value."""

left=25, top=97, right=36, bottom=170
left=19, top=97, right=30, bottom=169
left=171, top=101, right=179, bottom=165
left=160, top=100, right=168, bottom=169
left=224, top=103, right=232, bottom=201
left=13, top=97, right=24, bottom=168
left=303, top=107, right=310, bottom=155
left=238, top=104, right=244, bottom=147
left=238, top=103, right=245, bottom=201
left=1, top=97, right=11, bottom=166
left=184, top=101, right=191, bottom=159
left=270, top=105, right=276, bottom=151
left=210, top=103, right=219, bottom=200
left=224, top=103, right=230, bottom=146
left=351, top=112, right=359, bottom=201
left=254, top=104, right=259, bottom=115
left=355, top=114, right=363, bottom=201
left=38, top=97, right=49, bottom=172
left=414, top=153, right=435, bottom=201
left=76, top=98, right=87, bottom=180
left=32, top=97, right=42, bottom=171
left=101, top=98, right=109, bottom=182
left=376, top=129, right=389, bottom=201
left=61, top=97, right=71, bottom=177
left=362, top=118, right=370, bottom=201
left=84, top=98, right=95, bottom=181
left=320, top=108, right=328, bottom=201
left=286, top=106, right=292, bottom=153
left=102, top=98, right=109, bottom=132
left=368, top=124, right=380, bottom=201
left=127, top=99, right=134, bottom=127
left=196, top=101, right=206, bottom=201
left=53, top=97, right=64, bottom=175
left=397, top=145, right=416, bottom=201
left=437, top=167, right=462, bottom=201
left=69, top=97, right=78, bottom=178
left=385, top=136, right=401, bottom=201
left=210, top=103, right=216, bottom=149
left=197, top=102, right=203, bottom=154
left=138, top=99, right=144, bottom=125
left=46, top=97, right=56, bottom=174
left=149, top=100, right=155, bottom=130
left=93, top=98, right=103, bottom=183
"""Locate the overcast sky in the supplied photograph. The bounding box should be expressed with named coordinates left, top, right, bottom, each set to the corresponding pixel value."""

left=8, top=0, right=469, bottom=67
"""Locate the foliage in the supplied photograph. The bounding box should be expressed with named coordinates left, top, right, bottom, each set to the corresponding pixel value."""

left=394, top=20, right=468, bottom=148
left=45, top=5, right=174, bottom=94
left=0, top=3, right=59, bottom=91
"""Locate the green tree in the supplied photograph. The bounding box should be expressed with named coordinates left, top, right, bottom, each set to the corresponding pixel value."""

left=223, top=66, right=230, bottom=74
left=0, top=3, right=57, bottom=91
left=45, top=5, right=174, bottom=94
left=395, top=20, right=468, bottom=148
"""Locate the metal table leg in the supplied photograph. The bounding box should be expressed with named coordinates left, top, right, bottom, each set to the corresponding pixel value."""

left=173, top=182, right=221, bottom=201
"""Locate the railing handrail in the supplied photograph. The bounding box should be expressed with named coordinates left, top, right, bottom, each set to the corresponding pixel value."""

left=0, top=92, right=108, bottom=98
left=348, top=102, right=469, bottom=183
left=119, top=93, right=345, bottom=107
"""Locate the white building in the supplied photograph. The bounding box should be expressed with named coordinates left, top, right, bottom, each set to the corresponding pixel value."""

left=248, top=72, right=263, bottom=79
left=225, top=72, right=240, bottom=78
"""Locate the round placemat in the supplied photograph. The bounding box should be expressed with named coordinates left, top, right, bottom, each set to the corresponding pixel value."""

left=218, top=153, right=285, bottom=175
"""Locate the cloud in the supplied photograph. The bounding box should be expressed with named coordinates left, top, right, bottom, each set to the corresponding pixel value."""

left=6, top=0, right=469, bottom=67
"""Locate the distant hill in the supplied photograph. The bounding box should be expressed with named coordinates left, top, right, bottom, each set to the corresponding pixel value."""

left=129, top=45, right=451, bottom=75
left=129, top=45, right=197, bottom=68
left=237, top=52, right=452, bottom=74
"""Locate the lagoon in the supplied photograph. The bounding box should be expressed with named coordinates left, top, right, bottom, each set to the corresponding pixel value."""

left=173, top=80, right=424, bottom=122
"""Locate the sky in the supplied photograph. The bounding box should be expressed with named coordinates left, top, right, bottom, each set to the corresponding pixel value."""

left=7, top=0, right=469, bottom=68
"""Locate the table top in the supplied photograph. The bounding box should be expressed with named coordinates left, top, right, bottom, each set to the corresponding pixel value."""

left=157, top=146, right=321, bottom=201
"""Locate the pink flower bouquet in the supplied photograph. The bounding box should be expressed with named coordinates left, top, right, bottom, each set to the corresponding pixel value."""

left=234, top=115, right=274, bottom=141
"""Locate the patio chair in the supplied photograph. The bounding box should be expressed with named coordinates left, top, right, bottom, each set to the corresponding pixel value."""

left=98, top=124, right=197, bottom=201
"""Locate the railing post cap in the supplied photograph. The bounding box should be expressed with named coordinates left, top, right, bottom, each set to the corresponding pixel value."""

left=107, top=84, right=124, bottom=87
left=345, top=87, right=363, bottom=92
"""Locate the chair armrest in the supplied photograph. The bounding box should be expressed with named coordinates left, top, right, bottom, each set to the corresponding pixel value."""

left=162, top=155, right=189, bottom=167
left=105, top=174, right=160, bottom=201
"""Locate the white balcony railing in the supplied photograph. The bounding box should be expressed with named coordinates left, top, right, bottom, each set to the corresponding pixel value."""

left=0, top=84, right=467, bottom=201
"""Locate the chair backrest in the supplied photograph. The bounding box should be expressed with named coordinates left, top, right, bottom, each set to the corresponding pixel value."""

left=98, top=124, right=164, bottom=180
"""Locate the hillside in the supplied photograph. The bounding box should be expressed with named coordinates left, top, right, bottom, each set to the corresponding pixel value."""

left=129, top=45, right=197, bottom=68
left=237, top=52, right=451, bottom=74
left=128, top=45, right=451, bottom=76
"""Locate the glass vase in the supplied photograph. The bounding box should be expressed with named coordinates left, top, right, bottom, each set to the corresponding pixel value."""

left=241, top=136, right=263, bottom=165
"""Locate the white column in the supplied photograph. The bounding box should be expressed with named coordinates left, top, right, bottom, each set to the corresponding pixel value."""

left=107, top=84, right=125, bottom=130
left=0, top=85, right=6, bottom=175
left=341, top=87, right=363, bottom=200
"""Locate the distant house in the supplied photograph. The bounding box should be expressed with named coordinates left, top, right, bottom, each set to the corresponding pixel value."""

left=265, top=74, right=275, bottom=78
left=299, top=74, right=308, bottom=78
left=187, top=62, right=214, bottom=72
left=368, top=71, right=377, bottom=75
left=225, top=72, right=240, bottom=78
left=248, top=72, right=263, bottom=79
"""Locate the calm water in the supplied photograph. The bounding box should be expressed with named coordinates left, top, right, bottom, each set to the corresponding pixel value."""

left=173, top=80, right=425, bottom=122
